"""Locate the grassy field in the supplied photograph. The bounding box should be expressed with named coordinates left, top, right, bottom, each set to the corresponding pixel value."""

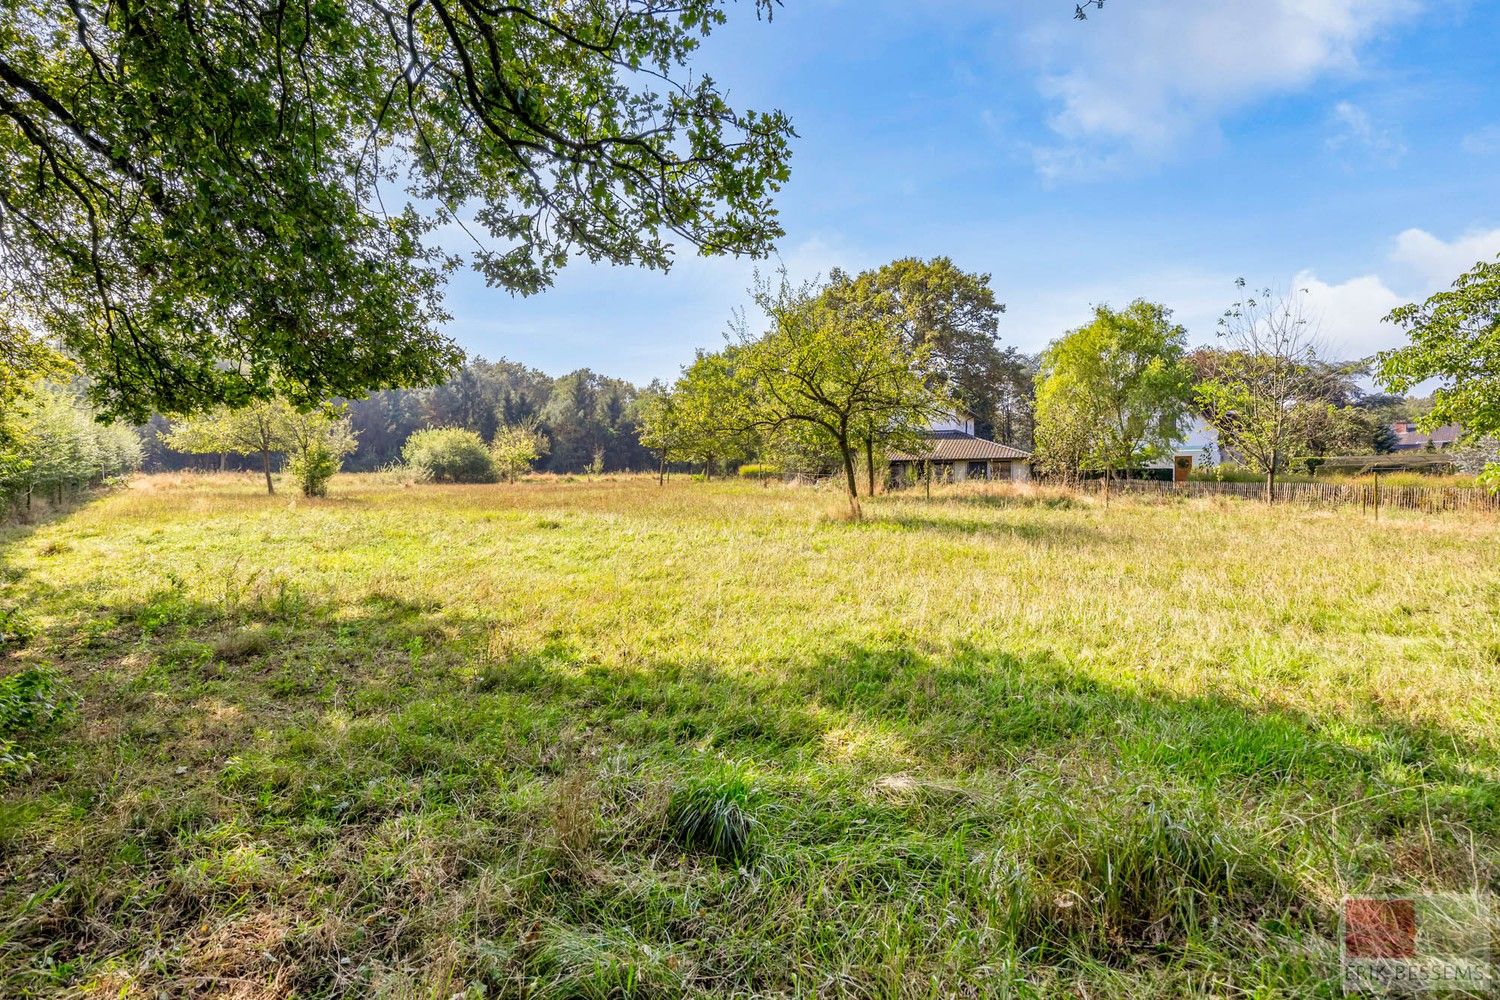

left=3, top=474, right=1499, bottom=998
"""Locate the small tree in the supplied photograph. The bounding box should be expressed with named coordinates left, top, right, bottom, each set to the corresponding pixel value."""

left=491, top=419, right=548, bottom=482
left=636, top=386, right=688, bottom=484
left=165, top=400, right=353, bottom=495
left=734, top=274, right=946, bottom=518
left=165, top=400, right=297, bottom=494
left=1195, top=282, right=1340, bottom=501
left=283, top=409, right=358, bottom=497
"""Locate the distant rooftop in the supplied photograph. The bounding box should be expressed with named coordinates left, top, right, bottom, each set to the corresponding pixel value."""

left=889, top=430, right=1031, bottom=462
left=1390, top=422, right=1461, bottom=450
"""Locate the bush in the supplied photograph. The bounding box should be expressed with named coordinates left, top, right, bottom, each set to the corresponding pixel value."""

left=288, top=438, right=341, bottom=497
left=491, top=419, right=548, bottom=482
left=401, top=428, right=497, bottom=483
left=0, top=669, right=67, bottom=777
left=737, top=463, right=781, bottom=480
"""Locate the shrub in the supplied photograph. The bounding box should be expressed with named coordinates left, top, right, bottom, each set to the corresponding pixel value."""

left=491, top=419, right=548, bottom=482
left=288, top=437, right=341, bottom=496
left=401, top=428, right=497, bottom=483
left=0, top=669, right=67, bottom=777
left=738, top=463, right=781, bottom=480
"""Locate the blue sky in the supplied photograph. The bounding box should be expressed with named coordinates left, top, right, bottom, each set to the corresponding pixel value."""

left=438, top=0, right=1500, bottom=385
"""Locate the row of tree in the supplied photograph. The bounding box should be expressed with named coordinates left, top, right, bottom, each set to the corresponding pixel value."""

left=1, top=381, right=142, bottom=511
left=143, top=361, right=659, bottom=478
left=1032, top=285, right=1410, bottom=497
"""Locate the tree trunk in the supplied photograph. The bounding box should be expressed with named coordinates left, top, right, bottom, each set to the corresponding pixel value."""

left=864, top=435, right=876, bottom=497
left=658, top=449, right=666, bottom=486
left=261, top=449, right=275, bottom=494
left=839, top=439, right=861, bottom=520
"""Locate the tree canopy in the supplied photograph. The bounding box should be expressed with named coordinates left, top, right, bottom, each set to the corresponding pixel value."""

left=0, top=1, right=793, bottom=419
left=1379, top=254, right=1500, bottom=488
left=732, top=274, right=945, bottom=515
left=1034, top=300, right=1193, bottom=481
left=826, top=258, right=1016, bottom=440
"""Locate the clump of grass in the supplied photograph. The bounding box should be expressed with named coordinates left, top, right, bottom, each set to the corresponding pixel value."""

left=212, top=626, right=270, bottom=663
left=531, top=925, right=686, bottom=1000
left=667, top=765, right=761, bottom=863
left=551, top=769, right=601, bottom=864
left=996, top=788, right=1294, bottom=954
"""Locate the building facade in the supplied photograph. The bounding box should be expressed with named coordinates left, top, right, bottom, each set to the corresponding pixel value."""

left=888, top=410, right=1032, bottom=484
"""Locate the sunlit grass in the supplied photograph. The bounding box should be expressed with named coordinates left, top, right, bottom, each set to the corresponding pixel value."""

left=2, top=473, right=1498, bottom=997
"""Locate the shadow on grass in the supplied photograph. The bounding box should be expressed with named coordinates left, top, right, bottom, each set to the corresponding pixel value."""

left=5, top=587, right=1498, bottom=996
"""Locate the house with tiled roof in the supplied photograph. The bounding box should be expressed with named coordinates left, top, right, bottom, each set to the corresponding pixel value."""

left=1390, top=420, right=1461, bottom=451
left=887, top=409, right=1032, bottom=484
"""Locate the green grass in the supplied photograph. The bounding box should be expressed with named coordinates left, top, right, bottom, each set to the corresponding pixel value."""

left=2, top=472, right=1499, bottom=997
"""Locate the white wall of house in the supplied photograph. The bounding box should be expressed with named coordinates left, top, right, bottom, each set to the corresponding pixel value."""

left=928, top=410, right=975, bottom=434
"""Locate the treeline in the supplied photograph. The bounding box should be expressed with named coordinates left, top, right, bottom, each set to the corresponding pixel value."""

left=140, top=258, right=1036, bottom=481
left=1, top=381, right=142, bottom=512
left=143, top=361, right=661, bottom=475
left=1031, top=293, right=1413, bottom=494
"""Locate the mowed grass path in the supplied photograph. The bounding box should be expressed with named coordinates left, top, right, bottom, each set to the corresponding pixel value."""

left=3, top=475, right=1499, bottom=997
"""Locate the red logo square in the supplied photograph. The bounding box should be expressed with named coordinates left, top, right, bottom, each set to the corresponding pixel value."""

left=1345, top=897, right=1418, bottom=960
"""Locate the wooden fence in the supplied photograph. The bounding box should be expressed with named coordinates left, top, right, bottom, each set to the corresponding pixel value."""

left=1070, top=478, right=1500, bottom=514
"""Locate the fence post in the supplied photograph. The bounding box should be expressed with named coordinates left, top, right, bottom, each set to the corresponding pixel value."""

left=1373, top=471, right=1380, bottom=522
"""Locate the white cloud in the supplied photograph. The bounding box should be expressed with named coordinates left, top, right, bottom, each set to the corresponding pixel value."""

left=1023, top=0, right=1419, bottom=177
left=1325, top=101, right=1406, bottom=163
left=1292, top=270, right=1407, bottom=358
left=1390, top=226, right=1500, bottom=287
left=1001, top=228, right=1499, bottom=364
left=1278, top=227, right=1500, bottom=359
